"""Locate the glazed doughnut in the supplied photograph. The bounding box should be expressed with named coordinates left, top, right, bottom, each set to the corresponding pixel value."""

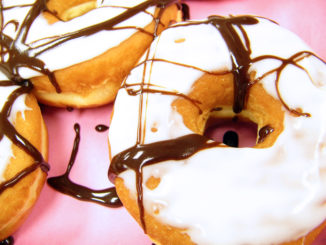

left=1, top=0, right=180, bottom=108
left=0, top=79, right=48, bottom=240
left=108, top=16, right=326, bottom=244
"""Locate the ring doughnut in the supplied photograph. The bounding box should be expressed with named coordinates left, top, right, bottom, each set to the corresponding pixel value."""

left=0, top=80, right=48, bottom=240
left=108, top=16, right=326, bottom=244
left=1, top=0, right=180, bottom=108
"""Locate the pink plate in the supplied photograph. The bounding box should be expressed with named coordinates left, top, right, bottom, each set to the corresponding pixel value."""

left=14, top=0, right=326, bottom=244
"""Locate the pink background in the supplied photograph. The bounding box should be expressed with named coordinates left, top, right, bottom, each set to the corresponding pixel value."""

left=14, top=0, right=326, bottom=244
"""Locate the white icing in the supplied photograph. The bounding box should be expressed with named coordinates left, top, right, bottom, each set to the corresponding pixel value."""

left=1, top=0, right=156, bottom=78
left=0, top=85, right=29, bottom=182
left=109, top=17, right=326, bottom=244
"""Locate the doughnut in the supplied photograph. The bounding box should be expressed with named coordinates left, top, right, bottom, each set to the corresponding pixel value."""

left=0, top=0, right=180, bottom=108
left=0, top=79, right=48, bottom=241
left=108, top=16, right=326, bottom=244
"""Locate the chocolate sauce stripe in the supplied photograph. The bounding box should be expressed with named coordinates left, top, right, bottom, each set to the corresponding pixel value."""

left=95, top=124, right=109, bottom=132
left=16, top=0, right=46, bottom=44
left=96, top=4, right=164, bottom=32
left=123, top=83, right=202, bottom=112
left=0, top=236, right=14, bottom=245
left=258, top=125, right=274, bottom=144
left=0, top=162, right=44, bottom=195
left=47, top=174, right=122, bottom=208
left=98, top=3, right=164, bottom=20
left=1, top=0, right=176, bottom=92
left=238, top=24, right=252, bottom=57
left=135, top=39, right=154, bottom=230
left=115, top=15, right=259, bottom=232
left=0, top=32, right=60, bottom=91
left=0, top=0, right=179, bottom=223
left=137, top=47, right=149, bottom=145
left=2, top=113, right=47, bottom=162
left=0, top=80, right=19, bottom=86
left=135, top=58, right=231, bottom=76
left=2, top=4, right=33, bottom=11
left=164, top=14, right=258, bottom=30
left=3, top=20, right=20, bottom=32
left=0, top=81, right=48, bottom=195
left=30, top=25, right=154, bottom=54
left=109, top=134, right=220, bottom=232
left=47, top=123, right=122, bottom=208
left=1, top=82, right=47, bottom=164
left=251, top=51, right=325, bottom=117
left=31, top=0, right=173, bottom=57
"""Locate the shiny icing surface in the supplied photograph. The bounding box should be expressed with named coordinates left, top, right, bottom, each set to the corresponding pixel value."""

left=109, top=16, right=326, bottom=245
left=10, top=0, right=326, bottom=244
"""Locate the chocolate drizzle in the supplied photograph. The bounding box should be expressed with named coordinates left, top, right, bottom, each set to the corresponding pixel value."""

left=108, top=15, right=326, bottom=233
left=0, top=0, right=59, bottom=91
left=109, top=134, right=219, bottom=230
left=251, top=51, right=323, bottom=117
left=0, top=236, right=14, bottom=245
left=95, top=124, right=109, bottom=132
left=258, top=125, right=274, bottom=144
left=0, top=0, right=179, bottom=200
left=0, top=0, right=177, bottom=91
left=0, top=80, right=49, bottom=195
left=208, top=15, right=258, bottom=113
left=123, top=82, right=203, bottom=114
left=179, top=3, right=190, bottom=21
left=48, top=123, right=122, bottom=208
left=140, top=16, right=325, bottom=116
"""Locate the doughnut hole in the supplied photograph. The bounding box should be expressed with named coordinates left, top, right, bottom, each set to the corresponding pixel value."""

left=172, top=72, right=285, bottom=149
left=114, top=70, right=326, bottom=245
left=169, top=72, right=326, bottom=245
left=204, top=116, right=258, bottom=147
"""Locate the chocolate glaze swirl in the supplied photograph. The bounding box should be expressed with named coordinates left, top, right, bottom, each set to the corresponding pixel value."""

left=109, top=15, right=326, bottom=232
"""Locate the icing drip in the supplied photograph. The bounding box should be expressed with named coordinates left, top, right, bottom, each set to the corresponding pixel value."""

left=48, top=123, right=122, bottom=208
left=0, top=80, right=48, bottom=195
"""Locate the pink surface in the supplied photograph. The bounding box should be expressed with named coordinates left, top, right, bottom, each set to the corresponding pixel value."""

left=14, top=0, right=326, bottom=244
